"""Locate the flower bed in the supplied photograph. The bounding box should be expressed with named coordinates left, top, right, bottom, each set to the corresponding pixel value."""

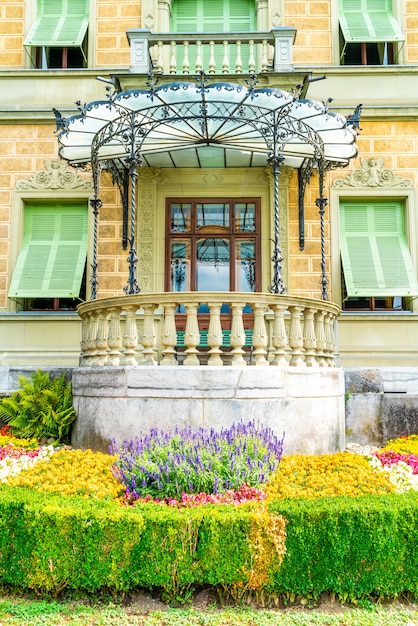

left=0, top=427, right=417, bottom=601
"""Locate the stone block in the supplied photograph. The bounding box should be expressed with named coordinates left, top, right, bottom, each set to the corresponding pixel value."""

left=381, top=394, right=418, bottom=443
left=345, top=368, right=384, bottom=394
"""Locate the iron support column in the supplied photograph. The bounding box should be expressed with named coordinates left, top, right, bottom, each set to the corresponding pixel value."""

left=268, top=154, right=286, bottom=294
left=315, top=160, right=329, bottom=301
left=124, top=157, right=141, bottom=295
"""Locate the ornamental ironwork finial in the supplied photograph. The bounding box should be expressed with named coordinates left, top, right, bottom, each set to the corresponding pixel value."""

left=52, top=108, right=68, bottom=132
left=347, top=104, right=363, bottom=130
left=245, top=73, right=259, bottom=99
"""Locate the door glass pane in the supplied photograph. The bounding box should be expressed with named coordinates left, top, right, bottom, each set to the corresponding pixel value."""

left=197, top=203, right=229, bottom=229
left=235, top=203, right=256, bottom=232
left=235, top=239, right=256, bottom=291
left=171, top=203, right=191, bottom=232
left=197, top=238, right=230, bottom=291
left=170, top=240, right=191, bottom=291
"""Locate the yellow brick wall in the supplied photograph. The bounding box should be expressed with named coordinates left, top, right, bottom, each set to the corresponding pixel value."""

left=405, top=1, right=418, bottom=63
left=287, top=119, right=418, bottom=302
left=95, top=0, right=141, bottom=67
left=0, top=125, right=128, bottom=309
left=284, top=0, right=332, bottom=65
left=0, top=0, right=25, bottom=67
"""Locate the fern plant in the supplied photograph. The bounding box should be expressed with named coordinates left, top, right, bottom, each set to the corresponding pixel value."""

left=0, top=370, right=77, bottom=444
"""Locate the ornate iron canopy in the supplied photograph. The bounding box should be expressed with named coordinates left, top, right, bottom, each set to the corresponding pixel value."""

left=57, top=76, right=358, bottom=169
left=54, top=75, right=360, bottom=299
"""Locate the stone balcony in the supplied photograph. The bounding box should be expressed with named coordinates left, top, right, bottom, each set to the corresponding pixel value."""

left=126, top=27, right=297, bottom=75
left=76, top=292, right=340, bottom=368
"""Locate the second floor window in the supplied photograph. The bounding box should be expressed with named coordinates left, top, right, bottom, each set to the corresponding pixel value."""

left=338, top=0, right=404, bottom=66
left=24, top=0, right=89, bottom=69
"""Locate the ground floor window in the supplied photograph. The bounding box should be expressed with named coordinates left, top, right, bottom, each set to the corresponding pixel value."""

left=166, top=198, right=261, bottom=293
left=8, top=201, right=88, bottom=312
left=340, top=200, right=418, bottom=311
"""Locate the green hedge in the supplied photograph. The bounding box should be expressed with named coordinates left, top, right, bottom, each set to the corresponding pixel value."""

left=0, top=486, right=417, bottom=601
left=270, top=493, right=418, bottom=600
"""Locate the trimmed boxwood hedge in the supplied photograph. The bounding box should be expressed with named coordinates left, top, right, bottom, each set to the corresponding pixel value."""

left=0, top=485, right=417, bottom=601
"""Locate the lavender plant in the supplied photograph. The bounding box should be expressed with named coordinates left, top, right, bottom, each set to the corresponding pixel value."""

left=110, top=421, right=284, bottom=501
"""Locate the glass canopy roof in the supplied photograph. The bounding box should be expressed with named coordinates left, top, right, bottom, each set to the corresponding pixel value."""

left=56, top=79, right=359, bottom=170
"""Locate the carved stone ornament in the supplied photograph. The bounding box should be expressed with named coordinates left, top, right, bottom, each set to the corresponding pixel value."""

left=333, top=158, right=414, bottom=188
left=16, top=159, right=94, bottom=191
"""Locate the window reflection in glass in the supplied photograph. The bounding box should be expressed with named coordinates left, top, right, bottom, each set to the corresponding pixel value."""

left=197, top=203, right=230, bottom=229
left=170, top=241, right=190, bottom=291
left=197, top=238, right=230, bottom=291
left=171, top=204, right=191, bottom=232
left=235, top=240, right=256, bottom=291
left=235, top=203, right=256, bottom=232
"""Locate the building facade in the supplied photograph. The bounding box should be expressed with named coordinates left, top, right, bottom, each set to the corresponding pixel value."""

left=1, top=0, right=418, bottom=369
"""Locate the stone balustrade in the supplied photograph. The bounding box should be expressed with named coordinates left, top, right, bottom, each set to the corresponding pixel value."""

left=126, top=27, right=297, bottom=74
left=77, top=292, right=340, bottom=368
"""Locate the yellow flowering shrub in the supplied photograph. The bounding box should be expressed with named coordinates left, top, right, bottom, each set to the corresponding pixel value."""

left=380, top=434, right=418, bottom=455
left=0, top=434, right=38, bottom=450
left=6, top=448, right=125, bottom=501
left=265, top=452, right=395, bottom=501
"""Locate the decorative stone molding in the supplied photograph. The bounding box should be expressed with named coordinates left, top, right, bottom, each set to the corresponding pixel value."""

left=137, top=166, right=163, bottom=185
left=333, top=158, right=414, bottom=189
left=16, top=159, right=93, bottom=191
left=202, top=172, right=224, bottom=186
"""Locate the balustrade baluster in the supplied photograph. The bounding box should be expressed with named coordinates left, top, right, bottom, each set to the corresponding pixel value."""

left=169, top=41, right=176, bottom=73
left=160, top=303, right=178, bottom=365
left=85, top=311, right=99, bottom=366
left=140, top=303, right=157, bottom=365
left=79, top=312, right=90, bottom=366
left=195, top=40, right=203, bottom=72
left=207, top=304, right=224, bottom=365
left=303, top=307, right=318, bottom=367
left=121, top=305, right=138, bottom=366
left=182, top=41, right=190, bottom=74
left=208, top=41, right=216, bottom=74
left=289, top=306, right=305, bottom=366
left=261, top=39, right=268, bottom=72
left=183, top=303, right=200, bottom=365
left=105, top=307, right=123, bottom=366
left=314, top=310, right=327, bottom=367
left=251, top=303, right=268, bottom=365
left=235, top=40, right=242, bottom=73
left=324, top=312, right=335, bottom=367
left=94, top=309, right=111, bottom=366
left=248, top=40, right=255, bottom=73
left=230, top=303, right=246, bottom=365
left=270, top=303, right=289, bottom=366
left=222, top=41, right=229, bottom=73
left=156, top=41, right=163, bottom=72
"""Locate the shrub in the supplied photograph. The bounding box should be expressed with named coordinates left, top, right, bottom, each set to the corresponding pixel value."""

left=270, top=492, right=418, bottom=600
left=111, top=421, right=284, bottom=501
left=0, top=370, right=76, bottom=444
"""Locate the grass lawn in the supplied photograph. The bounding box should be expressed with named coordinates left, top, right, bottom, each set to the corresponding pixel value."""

left=0, top=594, right=417, bottom=625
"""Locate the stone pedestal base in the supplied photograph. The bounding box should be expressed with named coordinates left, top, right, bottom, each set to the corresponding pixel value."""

left=71, top=366, right=345, bottom=456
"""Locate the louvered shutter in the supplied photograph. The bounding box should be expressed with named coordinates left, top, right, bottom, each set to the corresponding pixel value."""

left=338, top=0, right=404, bottom=43
left=340, top=201, right=418, bottom=297
left=24, top=0, right=89, bottom=47
left=8, top=203, right=88, bottom=298
left=171, top=0, right=256, bottom=73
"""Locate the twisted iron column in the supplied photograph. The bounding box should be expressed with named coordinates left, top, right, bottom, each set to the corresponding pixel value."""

left=89, top=197, right=102, bottom=300
left=315, top=159, right=329, bottom=301
left=124, top=157, right=141, bottom=295
left=268, top=154, right=287, bottom=294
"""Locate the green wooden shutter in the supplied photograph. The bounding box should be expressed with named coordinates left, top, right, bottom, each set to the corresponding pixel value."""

left=24, top=0, right=89, bottom=47
left=338, top=0, right=404, bottom=43
left=340, top=201, right=418, bottom=297
left=171, top=0, right=256, bottom=72
left=8, top=203, right=88, bottom=299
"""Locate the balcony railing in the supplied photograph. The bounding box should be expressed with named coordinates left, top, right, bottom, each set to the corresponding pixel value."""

left=126, top=27, right=297, bottom=75
left=77, top=293, right=340, bottom=367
